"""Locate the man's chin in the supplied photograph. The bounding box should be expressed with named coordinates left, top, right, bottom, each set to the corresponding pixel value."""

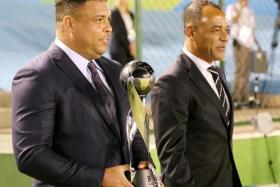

left=96, top=49, right=107, bottom=58
left=214, top=55, right=225, bottom=61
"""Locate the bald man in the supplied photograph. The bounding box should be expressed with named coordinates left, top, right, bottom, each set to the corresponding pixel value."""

left=152, top=1, right=242, bottom=187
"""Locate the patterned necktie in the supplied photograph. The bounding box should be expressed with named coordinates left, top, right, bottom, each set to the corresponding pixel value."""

left=208, top=66, right=230, bottom=126
left=88, top=61, right=117, bottom=122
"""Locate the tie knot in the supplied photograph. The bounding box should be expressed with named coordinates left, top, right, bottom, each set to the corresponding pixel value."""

left=88, top=61, right=97, bottom=70
left=88, top=61, right=101, bottom=78
left=208, top=66, right=219, bottom=78
left=208, top=66, right=219, bottom=73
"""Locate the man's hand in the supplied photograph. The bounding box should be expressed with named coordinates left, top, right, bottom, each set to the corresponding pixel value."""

left=102, top=164, right=134, bottom=187
left=137, top=161, right=149, bottom=169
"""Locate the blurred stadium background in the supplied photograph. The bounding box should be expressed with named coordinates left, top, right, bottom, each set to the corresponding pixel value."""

left=0, top=0, right=280, bottom=186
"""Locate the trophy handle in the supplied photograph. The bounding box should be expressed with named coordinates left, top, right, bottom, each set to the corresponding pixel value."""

left=126, top=109, right=138, bottom=147
left=126, top=110, right=138, bottom=170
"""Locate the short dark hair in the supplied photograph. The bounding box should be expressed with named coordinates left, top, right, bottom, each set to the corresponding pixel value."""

left=55, top=0, right=107, bottom=22
left=183, top=1, right=222, bottom=26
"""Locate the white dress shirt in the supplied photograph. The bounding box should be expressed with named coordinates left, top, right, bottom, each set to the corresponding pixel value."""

left=55, top=38, right=112, bottom=91
left=183, top=48, right=230, bottom=112
left=183, top=47, right=220, bottom=97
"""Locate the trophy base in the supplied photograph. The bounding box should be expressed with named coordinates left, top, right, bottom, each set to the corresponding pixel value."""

left=132, top=169, right=160, bottom=187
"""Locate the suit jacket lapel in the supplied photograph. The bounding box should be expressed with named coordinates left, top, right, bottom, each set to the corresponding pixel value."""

left=180, top=54, right=229, bottom=128
left=97, top=60, right=131, bottom=157
left=96, top=58, right=126, bottom=141
left=48, top=43, right=120, bottom=139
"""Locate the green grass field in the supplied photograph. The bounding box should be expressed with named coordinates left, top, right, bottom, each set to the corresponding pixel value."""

left=233, top=136, right=280, bottom=185
left=1, top=136, right=280, bottom=186
left=0, top=154, right=31, bottom=186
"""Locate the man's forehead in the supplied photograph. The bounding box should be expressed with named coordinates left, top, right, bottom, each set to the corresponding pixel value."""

left=200, top=5, right=226, bottom=23
left=201, top=15, right=227, bottom=24
left=81, top=1, right=111, bottom=15
left=202, top=5, right=224, bottom=18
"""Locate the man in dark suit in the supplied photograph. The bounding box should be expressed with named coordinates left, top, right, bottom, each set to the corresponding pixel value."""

left=12, top=0, right=147, bottom=187
left=109, top=0, right=135, bottom=65
left=152, top=1, right=242, bottom=187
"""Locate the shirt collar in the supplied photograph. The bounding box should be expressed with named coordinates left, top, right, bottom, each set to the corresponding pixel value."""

left=182, top=47, right=215, bottom=72
left=55, top=38, right=103, bottom=72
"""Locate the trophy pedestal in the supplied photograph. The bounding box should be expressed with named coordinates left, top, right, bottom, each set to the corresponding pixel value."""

left=133, top=169, right=160, bottom=187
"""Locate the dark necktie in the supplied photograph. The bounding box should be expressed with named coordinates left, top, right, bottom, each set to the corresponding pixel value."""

left=88, top=61, right=117, bottom=122
left=208, top=66, right=230, bottom=126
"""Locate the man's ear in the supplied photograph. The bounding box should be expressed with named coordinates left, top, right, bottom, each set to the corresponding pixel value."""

left=185, top=24, right=195, bottom=39
left=63, top=16, right=75, bottom=32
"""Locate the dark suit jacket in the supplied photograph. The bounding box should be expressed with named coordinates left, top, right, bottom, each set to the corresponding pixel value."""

left=12, top=43, right=147, bottom=187
left=151, top=53, right=242, bottom=187
left=109, top=8, right=134, bottom=65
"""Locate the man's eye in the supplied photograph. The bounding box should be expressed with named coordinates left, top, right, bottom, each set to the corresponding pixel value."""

left=96, top=18, right=103, bottom=23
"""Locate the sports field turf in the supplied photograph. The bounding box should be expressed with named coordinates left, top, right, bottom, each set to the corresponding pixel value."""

left=1, top=136, right=279, bottom=186
left=0, top=154, right=31, bottom=187
left=233, top=136, right=280, bottom=185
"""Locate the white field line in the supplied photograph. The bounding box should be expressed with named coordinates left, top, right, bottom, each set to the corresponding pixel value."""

left=1, top=129, right=280, bottom=154
left=233, top=129, right=280, bottom=140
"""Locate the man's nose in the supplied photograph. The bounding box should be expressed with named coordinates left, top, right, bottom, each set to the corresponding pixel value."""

left=105, top=20, right=112, bottom=33
left=220, top=29, right=229, bottom=42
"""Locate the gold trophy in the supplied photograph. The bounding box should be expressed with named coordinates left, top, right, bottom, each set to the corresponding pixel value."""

left=120, top=60, right=160, bottom=187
